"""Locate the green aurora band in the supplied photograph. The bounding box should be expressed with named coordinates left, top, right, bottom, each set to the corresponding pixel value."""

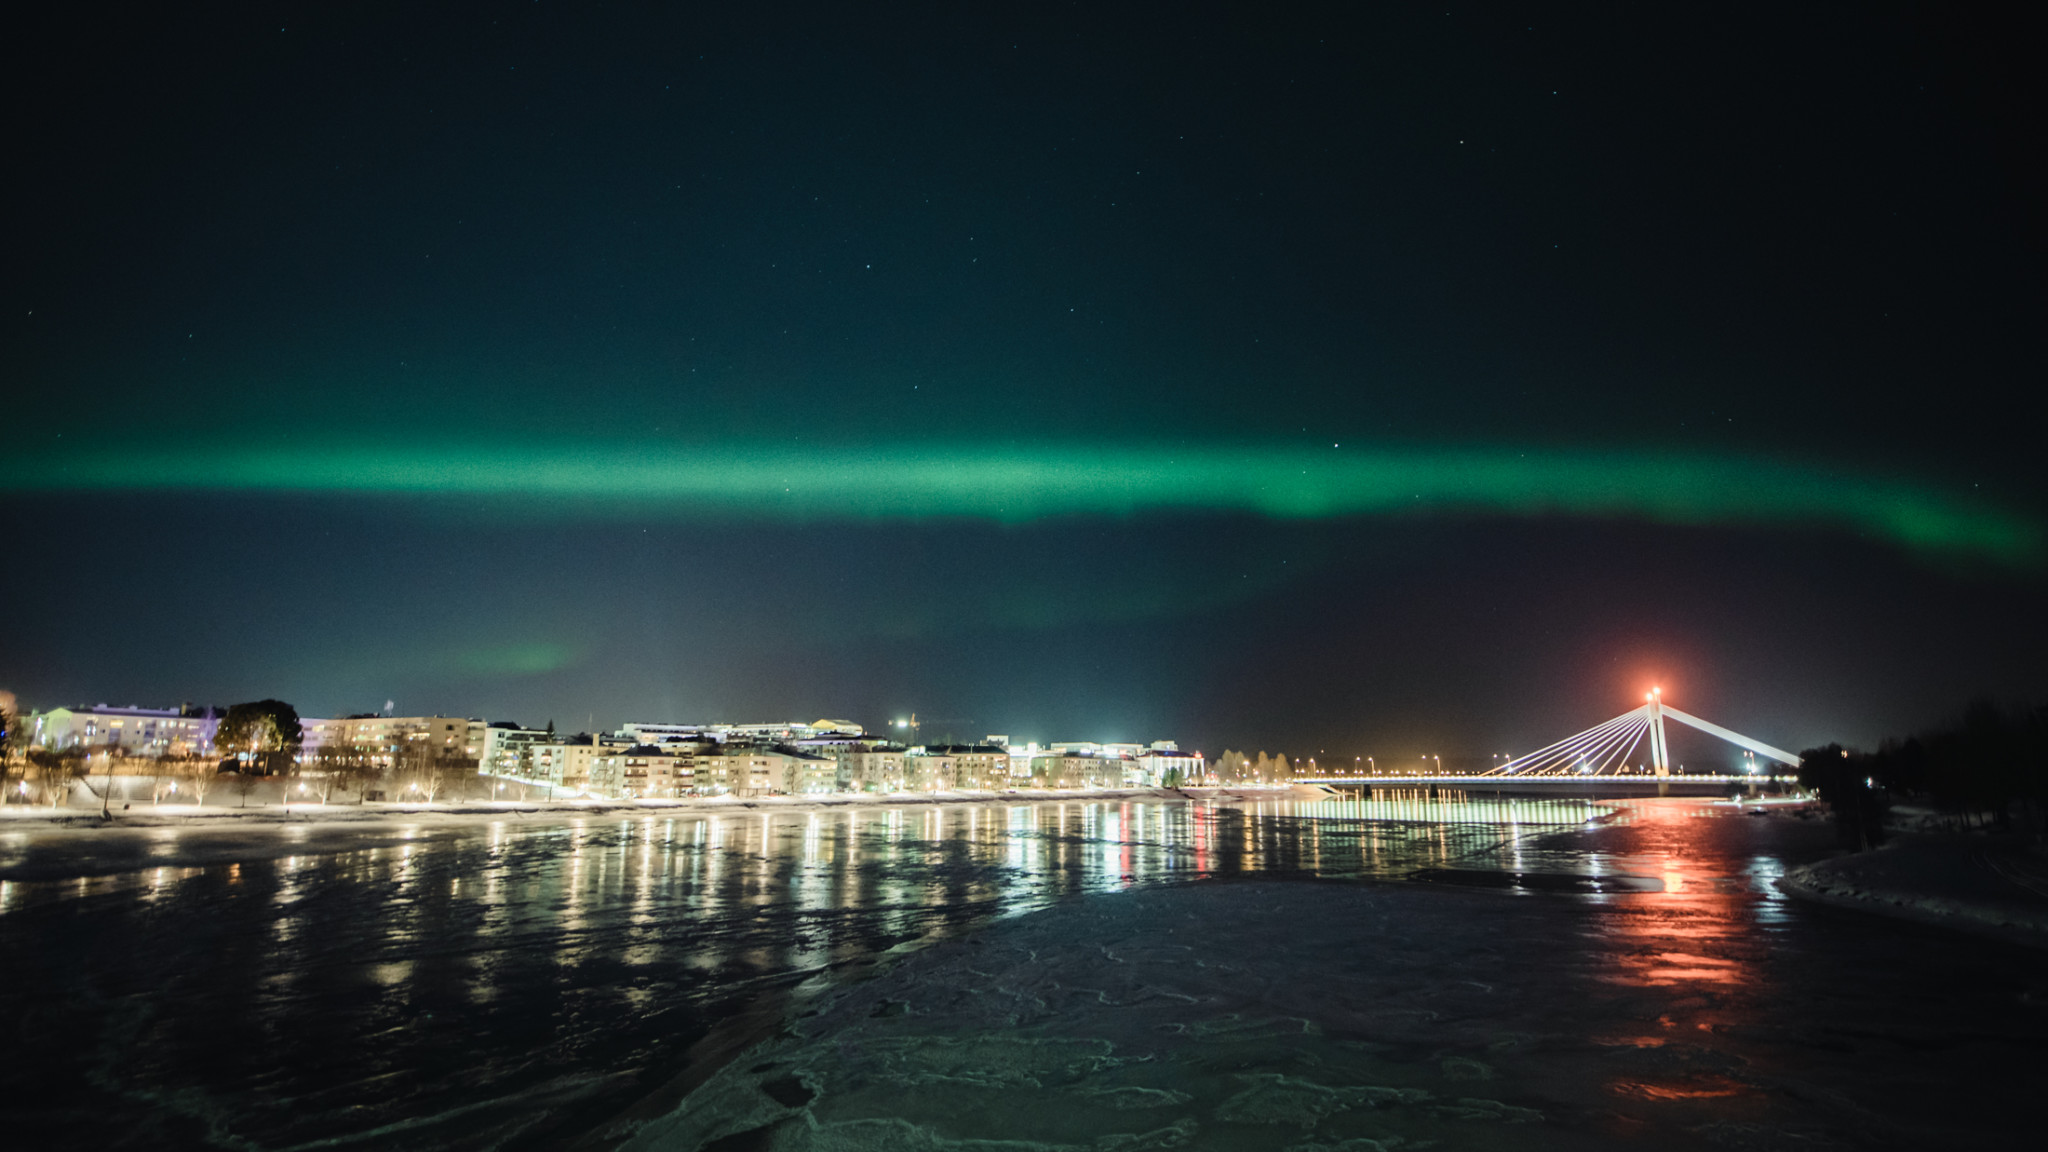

left=5, top=443, right=2037, bottom=565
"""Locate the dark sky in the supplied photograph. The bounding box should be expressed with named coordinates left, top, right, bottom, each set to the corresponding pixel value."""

left=3, top=3, right=2042, bottom=763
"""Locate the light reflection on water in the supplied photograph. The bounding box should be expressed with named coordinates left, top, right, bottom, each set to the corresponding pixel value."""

left=0, top=795, right=1863, bottom=1150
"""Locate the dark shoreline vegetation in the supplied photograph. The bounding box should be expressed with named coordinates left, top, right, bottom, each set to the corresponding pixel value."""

left=1797, top=699, right=2048, bottom=849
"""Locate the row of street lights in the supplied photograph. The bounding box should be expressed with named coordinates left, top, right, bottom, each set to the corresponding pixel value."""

left=1326, top=753, right=1556, bottom=777
left=1332, top=754, right=1468, bottom=777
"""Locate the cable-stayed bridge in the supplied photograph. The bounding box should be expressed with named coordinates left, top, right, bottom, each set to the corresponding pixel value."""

left=1480, top=689, right=1799, bottom=778
left=1295, top=690, right=1802, bottom=787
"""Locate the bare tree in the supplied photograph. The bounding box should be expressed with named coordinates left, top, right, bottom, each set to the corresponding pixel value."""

left=0, top=692, right=22, bottom=802
left=312, top=738, right=373, bottom=804
left=27, top=747, right=83, bottom=807
left=229, top=771, right=261, bottom=808
left=437, top=760, right=474, bottom=803
left=414, top=757, right=449, bottom=803
left=183, top=761, right=220, bottom=807
left=73, top=748, right=123, bottom=818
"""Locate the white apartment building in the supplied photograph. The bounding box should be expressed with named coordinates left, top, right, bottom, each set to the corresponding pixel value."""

left=603, top=743, right=710, bottom=799
left=527, top=735, right=635, bottom=793
left=777, top=749, right=839, bottom=794
left=838, top=747, right=909, bottom=792
left=26, top=705, right=220, bottom=757
left=905, top=745, right=1011, bottom=791
left=479, top=725, right=554, bottom=779
left=709, top=746, right=823, bottom=797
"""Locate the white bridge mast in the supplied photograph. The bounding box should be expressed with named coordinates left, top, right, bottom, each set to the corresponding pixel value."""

left=1648, top=689, right=1669, bottom=775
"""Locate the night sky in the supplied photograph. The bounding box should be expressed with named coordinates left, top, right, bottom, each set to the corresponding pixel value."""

left=3, top=3, right=2041, bottom=764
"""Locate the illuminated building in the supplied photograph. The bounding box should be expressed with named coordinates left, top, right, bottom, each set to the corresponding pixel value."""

left=905, top=744, right=1011, bottom=791
left=1134, top=745, right=1204, bottom=786
left=479, top=723, right=553, bottom=779
left=602, top=743, right=711, bottom=799
left=836, top=745, right=910, bottom=792
left=299, top=715, right=485, bottom=771
left=526, top=734, right=635, bottom=793
left=620, top=719, right=865, bottom=744
left=26, top=704, right=220, bottom=757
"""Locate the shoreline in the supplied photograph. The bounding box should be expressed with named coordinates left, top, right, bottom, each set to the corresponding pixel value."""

left=0, top=784, right=1307, bottom=884
left=0, top=785, right=1300, bottom=831
left=1777, top=832, right=2048, bottom=950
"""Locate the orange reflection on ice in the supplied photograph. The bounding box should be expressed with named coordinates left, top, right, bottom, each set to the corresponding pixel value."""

left=1589, top=799, right=1773, bottom=1105
left=1591, top=800, right=1757, bottom=988
left=1612, top=1075, right=1750, bottom=1100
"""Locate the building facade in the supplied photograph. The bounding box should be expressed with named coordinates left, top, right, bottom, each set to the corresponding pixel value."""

left=26, top=705, right=220, bottom=757
left=479, top=725, right=553, bottom=780
left=527, top=735, right=634, bottom=793
left=604, top=743, right=712, bottom=799
left=621, top=719, right=866, bottom=745
left=838, top=746, right=910, bottom=792
left=1021, top=752, right=1127, bottom=789
left=300, top=715, right=485, bottom=770
left=1134, top=745, right=1204, bottom=787
left=905, top=745, right=1011, bottom=791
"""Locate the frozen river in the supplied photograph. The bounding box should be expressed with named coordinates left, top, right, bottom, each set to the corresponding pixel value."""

left=1, top=796, right=2041, bottom=1149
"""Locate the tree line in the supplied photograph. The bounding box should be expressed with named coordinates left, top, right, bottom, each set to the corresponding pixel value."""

left=1798, top=698, right=2047, bottom=848
left=1208, top=751, right=1293, bottom=785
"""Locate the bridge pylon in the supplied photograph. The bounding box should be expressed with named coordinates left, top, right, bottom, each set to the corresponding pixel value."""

left=1648, top=688, right=1669, bottom=776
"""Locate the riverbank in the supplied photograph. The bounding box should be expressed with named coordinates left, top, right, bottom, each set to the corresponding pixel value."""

left=1779, top=832, right=2048, bottom=949
left=0, top=785, right=1300, bottom=830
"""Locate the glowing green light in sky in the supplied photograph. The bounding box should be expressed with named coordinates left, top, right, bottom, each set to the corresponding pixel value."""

left=5, top=442, right=2037, bottom=565
left=459, top=642, right=578, bottom=677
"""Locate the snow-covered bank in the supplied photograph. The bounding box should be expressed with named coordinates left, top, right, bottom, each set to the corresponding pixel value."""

left=1779, top=833, right=2048, bottom=949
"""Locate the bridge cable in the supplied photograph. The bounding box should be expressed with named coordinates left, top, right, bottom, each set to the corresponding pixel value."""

left=1495, top=709, right=1642, bottom=775
left=1523, top=712, right=1646, bottom=776
left=1487, top=706, right=1648, bottom=776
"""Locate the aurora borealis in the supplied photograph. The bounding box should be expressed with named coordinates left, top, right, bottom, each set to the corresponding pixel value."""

left=7, top=442, right=2037, bottom=565
left=3, top=3, right=2042, bottom=754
